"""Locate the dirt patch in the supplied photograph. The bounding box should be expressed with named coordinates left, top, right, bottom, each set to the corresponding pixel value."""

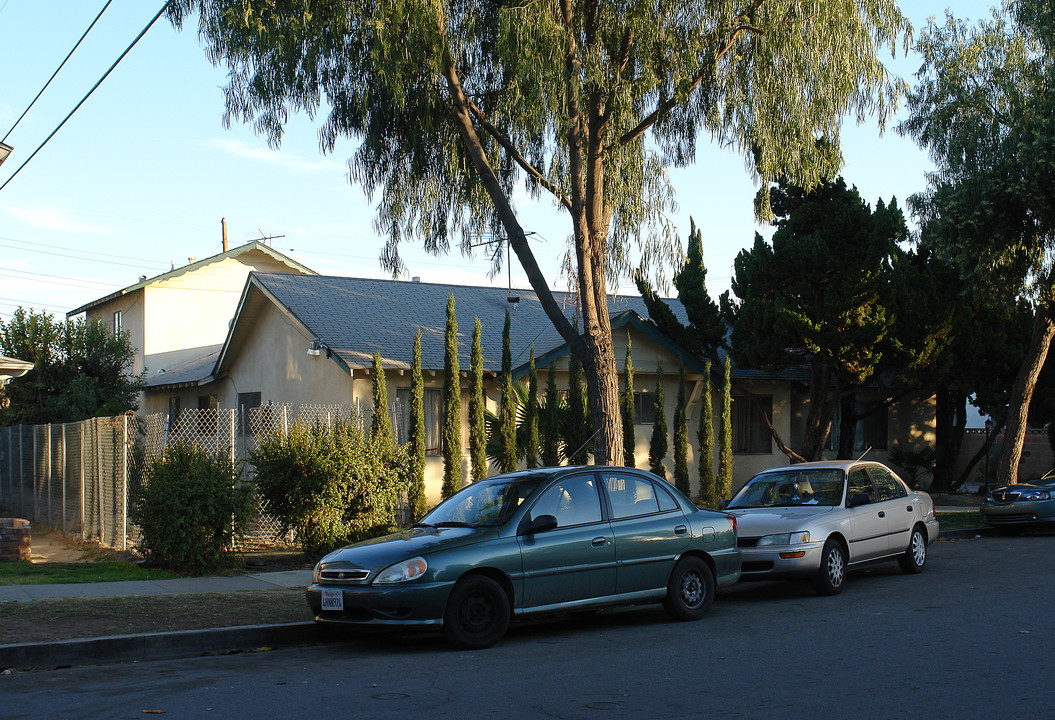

left=0, top=589, right=313, bottom=645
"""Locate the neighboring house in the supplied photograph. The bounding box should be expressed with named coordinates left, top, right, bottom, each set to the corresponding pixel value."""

left=66, top=241, right=315, bottom=407
left=143, top=272, right=936, bottom=505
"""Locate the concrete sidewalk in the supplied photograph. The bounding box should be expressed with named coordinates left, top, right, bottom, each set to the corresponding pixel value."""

left=0, top=569, right=312, bottom=602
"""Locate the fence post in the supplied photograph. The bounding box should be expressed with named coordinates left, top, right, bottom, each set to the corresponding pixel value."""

left=230, top=409, right=236, bottom=471
left=282, top=405, right=288, bottom=439
left=19, top=425, right=24, bottom=516
left=96, top=418, right=104, bottom=544
left=61, top=424, right=67, bottom=534
left=121, top=414, right=128, bottom=551
left=80, top=421, right=86, bottom=540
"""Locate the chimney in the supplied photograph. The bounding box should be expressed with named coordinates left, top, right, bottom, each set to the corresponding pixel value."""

left=221, top=217, right=228, bottom=252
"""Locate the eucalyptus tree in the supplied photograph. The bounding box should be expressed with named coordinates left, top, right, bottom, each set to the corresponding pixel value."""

left=168, top=0, right=910, bottom=465
left=900, top=0, right=1055, bottom=485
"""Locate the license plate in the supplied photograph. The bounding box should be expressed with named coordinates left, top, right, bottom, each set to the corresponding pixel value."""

left=321, top=588, right=344, bottom=611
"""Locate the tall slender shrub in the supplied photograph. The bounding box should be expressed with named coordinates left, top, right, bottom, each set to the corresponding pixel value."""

left=499, top=310, right=518, bottom=472
left=649, top=361, right=668, bottom=478
left=566, top=352, right=591, bottom=464
left=718, top=355, right=733, bottom=499
left=621, top=335, right=636, bottom=467
left=542, top=369, right=561, bottom=465
left=525, top=343, right=540, bottom=468
left=469, top=317, right=487, bottom=482
left=697, top=360, right=716, bottom=506
left=370, top=351, right=393, bottom=448
left=407, top=331, right=427, bottom=519
left=673, top=366, right=690, bottom=495
left=442, top=294, right=462, bottom=499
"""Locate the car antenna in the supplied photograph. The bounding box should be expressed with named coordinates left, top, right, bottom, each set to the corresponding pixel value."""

left=854, top=448, right=873, bottom=463
left=567, top=427, right=603, bottom=465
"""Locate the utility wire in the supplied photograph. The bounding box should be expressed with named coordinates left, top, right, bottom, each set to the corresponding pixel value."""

left=2, top=0, right=115, bottom=144
left=0, top=1, right=171, bottom=193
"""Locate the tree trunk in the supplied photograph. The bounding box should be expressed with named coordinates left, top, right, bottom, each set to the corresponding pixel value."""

left=800, top=363, right=835, bottom=460
left=996, top=301, right=1055, bottom=485
left=931, top=386, right=965, bottom=492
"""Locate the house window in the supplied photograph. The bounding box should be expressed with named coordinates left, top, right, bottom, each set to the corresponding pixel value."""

left=167, top=396, right=180, bottom=432
left=633, top=392, right=655, bottom=425
left=197, top=395, right=218, bottom=435
left=113, top=311, right=122, bottom=334
left=395, top=388, right=443, bottom=456
left=238, top=392, right=262, bottom=435
left=829, top=403, right=888, bottom=452
left=732, top=395, right=772, bottom=454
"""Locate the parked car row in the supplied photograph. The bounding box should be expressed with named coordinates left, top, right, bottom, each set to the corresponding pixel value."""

left=306, top=461, right=940, bottom=649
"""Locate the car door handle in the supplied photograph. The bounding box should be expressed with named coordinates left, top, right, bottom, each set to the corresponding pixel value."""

left=878, top=511, right=886, bottom=518
left=592, top=537, right=609, bottom=547
left=674, top=525, right=688, bottom=535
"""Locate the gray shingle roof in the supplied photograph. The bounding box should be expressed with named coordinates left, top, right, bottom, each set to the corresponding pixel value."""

left=251, top=273, right=689, bottom=372
left=143, top=351, right=220, bottom=388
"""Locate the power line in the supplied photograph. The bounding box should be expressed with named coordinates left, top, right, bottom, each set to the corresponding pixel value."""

left=2, top=0, right=115, bottom=144
left=0, top=267, right=117, bottom=289
left=0, top=235, right=170, bottom=266
left=0, top=239, right=170, bottom=270
left=0, top=1, right=172, bottom=193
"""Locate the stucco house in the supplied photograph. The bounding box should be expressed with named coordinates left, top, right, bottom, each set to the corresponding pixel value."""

left=142, top=272, right=936, bottom=504
left=66, top=241, right=316, bottom=408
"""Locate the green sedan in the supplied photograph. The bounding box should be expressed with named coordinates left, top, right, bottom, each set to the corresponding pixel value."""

left=307, top=466, right=741, bottom=649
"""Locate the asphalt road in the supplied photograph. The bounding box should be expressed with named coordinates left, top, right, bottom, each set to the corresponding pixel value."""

left=5, top=535, right=1055, bottom=720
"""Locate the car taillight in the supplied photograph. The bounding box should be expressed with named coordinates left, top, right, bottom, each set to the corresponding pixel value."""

left=726, top=514, right=737, bottom=535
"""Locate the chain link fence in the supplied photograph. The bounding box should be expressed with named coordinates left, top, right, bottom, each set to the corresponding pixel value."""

left=0, top=402, right=371, bottom=553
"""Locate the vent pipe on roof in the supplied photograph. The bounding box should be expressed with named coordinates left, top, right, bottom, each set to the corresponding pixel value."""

left=412, top=277, right=420, bottom=283
left=138, top=275, right=147, bottom=282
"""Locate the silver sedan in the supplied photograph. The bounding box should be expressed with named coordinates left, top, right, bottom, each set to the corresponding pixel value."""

left=722, top=460, right=939, bottom=595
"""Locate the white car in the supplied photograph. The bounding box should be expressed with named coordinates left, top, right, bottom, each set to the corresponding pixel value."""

left=722, top=460, right=939, bottom=595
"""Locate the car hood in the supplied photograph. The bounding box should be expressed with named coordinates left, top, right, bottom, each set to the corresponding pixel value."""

left=725, top=506, right=835, bottom=536
left=318, top=526, right=499, bottom=570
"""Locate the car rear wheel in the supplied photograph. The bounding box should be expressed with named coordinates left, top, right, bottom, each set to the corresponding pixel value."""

left=898, top=525, right=927, bottom=574
left=813, top=540, right=846, bottom=596
left=663, top=556, right=715, bottom=620
left=442, top=575, right=510, bottom=650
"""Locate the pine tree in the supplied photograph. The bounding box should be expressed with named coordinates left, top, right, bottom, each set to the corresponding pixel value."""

left=525, top=343, right=540, bottom=468
left=717, top=355, right=733, bottom=500
left=697, top=360, right=716, bottom=507
left=370, top=351, right=393, bottom=448
left=407, top=331, right=427, bottom=519
left=673, top=366, right=689, bottom=495
left=620, top=335, right=636, bottom=467
left=542, top=369, right=561, bottom=466
left=469, top=317, right=487, bottom=482
left=566, top=352, right=591, bottom=465
left=649, top=361, right=668, bottom=479
left=499, top=310, right=518, bottom=472
left=441, top=294, right=462, bottom=499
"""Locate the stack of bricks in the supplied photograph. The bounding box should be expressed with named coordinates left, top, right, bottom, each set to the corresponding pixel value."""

left=0, top=518, right=31, bottom=562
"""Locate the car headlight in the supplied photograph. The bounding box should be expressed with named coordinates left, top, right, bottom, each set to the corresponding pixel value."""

left=312, top=561, right=322, bottom=584
left=757, top=531, right=810, bottom=546
left=374, top=557, right=428, bottom=584
left=1022, top=490, right=1051, bottom=501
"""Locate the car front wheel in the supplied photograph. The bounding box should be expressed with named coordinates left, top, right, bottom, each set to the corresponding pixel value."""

left=663, top=556, right=715, bottom=620
left=442, top=575, right=510, bottom=650
left=898, top=525, right=927, bottom=574
left=813, top=540, right=846, bottom=596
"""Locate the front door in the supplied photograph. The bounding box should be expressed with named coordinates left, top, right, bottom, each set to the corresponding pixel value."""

left=517, top=473, right=616, bottom=609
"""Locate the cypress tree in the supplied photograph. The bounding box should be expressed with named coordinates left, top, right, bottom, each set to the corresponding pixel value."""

left=566, top=351, right=591, bottom=465
left=441, top=294, right=462, bottom=499
left=526, top=343, right=540, bottom=468
left=718, top=355, right=733, bottom=500
left=697, top=360, right=716, bottom=507
left=648, top=361, right=667, bottom=479
left=407, top=332, right=427, bottom=520
left=469, top=317, right=487, bottom=482
left=370, top=351, right=393, bottom=448
left=620, top=335, right=636, bottom=467
left=499, top=310, right=518, bottom=472
left=542, top=368, right=560, bottom=465
left=673, top=366, right=689, bottom=495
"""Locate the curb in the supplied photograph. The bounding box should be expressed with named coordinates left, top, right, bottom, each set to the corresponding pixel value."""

left=939, top=527, right=997, bottom=539
left=0, top=622, right=335, bottom=671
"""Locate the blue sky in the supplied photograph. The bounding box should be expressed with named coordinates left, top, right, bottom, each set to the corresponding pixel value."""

left=0, top=0, right=996, bottom=322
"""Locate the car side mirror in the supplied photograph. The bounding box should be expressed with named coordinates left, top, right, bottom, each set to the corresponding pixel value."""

left=717, top=499, right=729, bottom=511
left=525, top=514, right=558, bottom=534
left=847, top=492, right=872, bottom=508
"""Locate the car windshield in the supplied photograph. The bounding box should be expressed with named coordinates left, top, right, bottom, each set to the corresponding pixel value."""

left=726, top=470, right=844, bottom=509
left=419, top=475, right=546, bottom=527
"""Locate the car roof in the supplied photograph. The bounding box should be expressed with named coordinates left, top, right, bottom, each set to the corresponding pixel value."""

left=754, top=460, right=888, bottom=474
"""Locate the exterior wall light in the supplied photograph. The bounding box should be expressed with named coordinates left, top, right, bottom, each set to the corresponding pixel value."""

left=307, top=339, right=322, bottom=357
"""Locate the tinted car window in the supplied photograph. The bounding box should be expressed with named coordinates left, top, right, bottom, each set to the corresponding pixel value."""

left=870, top=468, right=908, bottom=501
left=603, top=474, right=660, bottom=519
left=530, top=475, right=603, bottom=528
left=655, top=483, right=679, bottom=512
left=847, top=468, right=876, bottom=504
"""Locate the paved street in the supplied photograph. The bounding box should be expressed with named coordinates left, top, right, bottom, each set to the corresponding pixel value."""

left=4, top=535, right=1055, bottom=719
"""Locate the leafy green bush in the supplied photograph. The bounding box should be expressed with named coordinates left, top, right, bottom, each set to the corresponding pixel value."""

left=131, top=442, right=253, bottom=574
left=251, top=420, right=408, bottom=558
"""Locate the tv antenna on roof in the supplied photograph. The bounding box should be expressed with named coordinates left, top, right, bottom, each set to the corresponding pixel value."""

left=257, top=230, right=286, bottom=247
left=469, top=232, right=538, bottom=308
